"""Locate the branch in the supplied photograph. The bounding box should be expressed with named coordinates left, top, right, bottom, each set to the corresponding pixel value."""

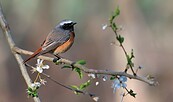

left=0, top=5, right=41, bottom=102
left=13, top=47, right=157, bottom=86
left=41, top=72, right=96, bottom=98
left=25, top=63, right=97, bottom=100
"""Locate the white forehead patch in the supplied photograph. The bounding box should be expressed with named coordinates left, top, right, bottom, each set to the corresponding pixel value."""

left=60, top=20, right=73, bottom=26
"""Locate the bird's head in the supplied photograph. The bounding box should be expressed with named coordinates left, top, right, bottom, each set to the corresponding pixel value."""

left=57, top=20, right=77, bottom=31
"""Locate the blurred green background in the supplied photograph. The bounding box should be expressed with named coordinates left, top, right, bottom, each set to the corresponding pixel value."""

left=0, top=0, right=173, bottom=102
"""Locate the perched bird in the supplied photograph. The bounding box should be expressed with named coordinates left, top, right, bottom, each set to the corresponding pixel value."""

left=23, top=20, right=77, bottom=63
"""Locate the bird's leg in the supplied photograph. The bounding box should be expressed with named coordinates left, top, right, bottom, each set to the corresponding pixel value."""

left=53, top=54, right=63, bottom=63
left=54, top=54, right=61, bottom=59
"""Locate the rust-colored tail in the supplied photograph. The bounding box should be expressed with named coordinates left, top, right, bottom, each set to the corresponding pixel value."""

left=23, top=47, right=42, bottom=63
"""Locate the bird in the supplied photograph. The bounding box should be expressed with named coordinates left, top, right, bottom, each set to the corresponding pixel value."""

left=23, top=20, right=77, bottom=63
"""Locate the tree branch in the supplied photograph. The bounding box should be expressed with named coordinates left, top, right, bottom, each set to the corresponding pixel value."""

left=13, top=47, right=157, bottom=86
left=0, top=5, right=41, bottom=102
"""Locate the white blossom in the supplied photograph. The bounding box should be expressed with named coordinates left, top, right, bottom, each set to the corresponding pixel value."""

left=102, top=24, right=108, bottom=30
left=36, top=59, right=49, bottom=73
left=93, top=96, right=99, bottom=102
left=88, top=73, right=96, bottom=79
left=95, top=82, right=99, bottom=86
left=31, top=82, right=41, bottom=89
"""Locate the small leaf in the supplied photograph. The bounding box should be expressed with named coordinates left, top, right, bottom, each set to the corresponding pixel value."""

left=74, top=68, right=83, bottom=79
left=112, top=23, right=117, bottom=31
left=109, top=6, right=120, bottom=24
left=126, top=55, right=131, bottom=64
left=71, top=85, right=80, bottom=95
left=119, top=35, right=124, bottom=44
left=129, top=89, right=137, bottom=98
left=119, top=36, right=124, bottom=44
left=27, top=87, right=38, bottom=97
left=27, top=87, right=33, bottom=91
left=126, top=54, right=135, bottom=68
left=53, top=59, right=62, bottom=65
left=110, top=76, right=116, bottom=80
left=79, top=80, right=91, bottom=90
left=114, top=6, right=120, bottom=17
left=33, top=92, right=38, bottom=97
left=62, top=65, right=72, bottom=69
left=116, top=35, right=124, bottom=44
left=76, top=60, right=86, bottom=65
left=71, top=85, right=79, bottom=90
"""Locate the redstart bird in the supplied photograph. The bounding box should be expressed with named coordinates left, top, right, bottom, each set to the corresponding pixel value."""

left=24, top=20, right=77, bottom=63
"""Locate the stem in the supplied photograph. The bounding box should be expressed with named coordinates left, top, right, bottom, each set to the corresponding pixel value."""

left=41, top=72, right=96, bottom=98
left=34, top=73, right=40, bottom=82
left=111, top=24, right=136, bottom=76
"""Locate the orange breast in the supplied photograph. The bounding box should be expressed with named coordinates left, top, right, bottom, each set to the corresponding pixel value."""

left=53, top=32, right=74, bottom=55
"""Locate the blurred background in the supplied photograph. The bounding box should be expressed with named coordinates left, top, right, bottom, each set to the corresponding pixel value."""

left=0, top=0, right=172, bottom=102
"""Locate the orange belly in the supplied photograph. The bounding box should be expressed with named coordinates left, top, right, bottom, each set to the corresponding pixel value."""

left=53, top=33, right=74, bottom=55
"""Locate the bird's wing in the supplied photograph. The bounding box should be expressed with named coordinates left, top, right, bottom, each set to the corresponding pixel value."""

left=41, top=30, right=70, bottom=54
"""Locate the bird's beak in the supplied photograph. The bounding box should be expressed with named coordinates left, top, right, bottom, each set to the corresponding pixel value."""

left=73, top=22, right=77, bottom=25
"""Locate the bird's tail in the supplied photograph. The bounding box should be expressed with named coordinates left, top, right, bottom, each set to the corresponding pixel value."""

left=23, top=47, right=42, bottom=63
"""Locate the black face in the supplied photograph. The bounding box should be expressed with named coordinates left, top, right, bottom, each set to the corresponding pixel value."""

left=59, top=20, right=77, bottom=31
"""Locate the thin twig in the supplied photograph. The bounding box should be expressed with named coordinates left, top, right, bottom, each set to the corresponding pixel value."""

left=0, top=5, right=41, bottom=102
left=42, top=73, right=96, bottom=97
left=25, top=63, right=97, bottom=100
left=110, top=25, right=136, bottom=76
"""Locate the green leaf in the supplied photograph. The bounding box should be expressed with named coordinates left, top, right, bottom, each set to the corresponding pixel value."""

left=129, top=89, right=137, bottom=98
left=112, top=22, right=117, bottom=31
left=115, top=6, right=120, bottom=17
left=71, top=85, right=79, bottom=90
left=76, top=60, right=86, bottom=65
left=110, top=76, right=116, bottom=80
left=126, top=55, right=131, bottom=64
left=109, top=6, right=120, bottom=24
left=119, top=35, right=124, bottom=44
left=126, top=52, right=135, bottom=67
left=32, top=92, right=38, bottom=97
left=71, top=85, right=80, bottom=95
left=74, top=68, right=83, bottom=79
left=27, top=87, right=38, bottom=97
left=116, top=35, right=124, bottom=44
left=27, top=87, right=33, bottom=91
left=54, top=59, right=62, bottom=65
left=71, top=80, right=91, bottom=95
left=120, top=37, right=124, bottom=44
left=62, top=65, right=72, bottom=69
left=79, top=80, right=91, bottom=90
